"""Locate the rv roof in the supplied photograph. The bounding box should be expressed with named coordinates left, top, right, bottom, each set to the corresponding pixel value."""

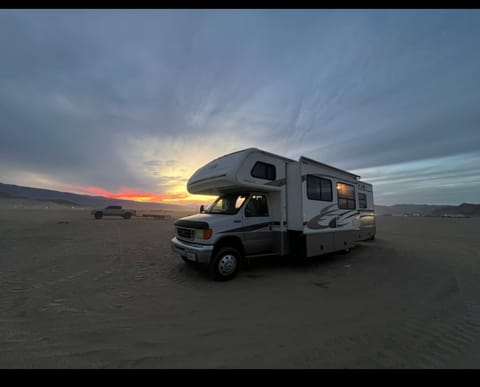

left=211, top=148, right=295, bottom=163
left=202, top=148, right=359, bottom=178
left=299, top=156, right=360, bottom=179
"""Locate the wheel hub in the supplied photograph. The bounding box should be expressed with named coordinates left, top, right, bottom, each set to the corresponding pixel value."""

left=218, top=254, right=237, bottom=276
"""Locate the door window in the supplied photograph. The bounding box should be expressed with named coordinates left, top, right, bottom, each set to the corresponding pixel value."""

left=245, top=194, right=269, bottom=217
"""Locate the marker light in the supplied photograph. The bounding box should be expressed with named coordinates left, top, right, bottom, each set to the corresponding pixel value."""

left=203, top=229, right=213, bottom=240
left=196, top=228, right=213, bottom=240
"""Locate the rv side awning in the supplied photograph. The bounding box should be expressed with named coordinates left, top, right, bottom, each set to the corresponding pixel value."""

left=299, top=156, right=360, bottom=180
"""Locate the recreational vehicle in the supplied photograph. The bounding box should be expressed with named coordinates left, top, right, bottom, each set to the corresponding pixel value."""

left=171, top=148, right=376, bottom=281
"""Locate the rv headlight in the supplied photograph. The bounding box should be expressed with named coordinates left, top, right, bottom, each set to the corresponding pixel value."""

left=195, top=228, right=213, bottom=240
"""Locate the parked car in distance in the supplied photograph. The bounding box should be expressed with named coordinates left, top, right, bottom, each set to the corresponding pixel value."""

left=91, top=205, right=136, bottom=219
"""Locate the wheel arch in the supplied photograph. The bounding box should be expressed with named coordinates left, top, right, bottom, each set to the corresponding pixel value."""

left=213, top=235, right=245, bottom=258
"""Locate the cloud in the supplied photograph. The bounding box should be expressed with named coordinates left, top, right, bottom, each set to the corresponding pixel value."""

left=1, top=10, right=480, bottom=204
left=352, top=151, right=480, bottom=205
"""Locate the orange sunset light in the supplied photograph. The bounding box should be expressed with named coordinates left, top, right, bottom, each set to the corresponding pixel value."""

left=78, top=186, right=215, bottom=206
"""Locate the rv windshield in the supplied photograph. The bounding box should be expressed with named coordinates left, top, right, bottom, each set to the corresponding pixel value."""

left=204, top=193, right=249, bottom=215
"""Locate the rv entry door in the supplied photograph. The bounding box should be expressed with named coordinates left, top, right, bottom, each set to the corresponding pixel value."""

left=241, top=194, right=274, bottom=255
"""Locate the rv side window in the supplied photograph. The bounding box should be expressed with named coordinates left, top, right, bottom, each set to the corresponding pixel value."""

left=359, top=193, right=367, bottom=209
left=306, top=175, right=332, bottom=201
left=245, top=194, right=269, bottom=217
left=337, top=182, right=356, bottom=209
left=251, top=161, right=276, bottom=180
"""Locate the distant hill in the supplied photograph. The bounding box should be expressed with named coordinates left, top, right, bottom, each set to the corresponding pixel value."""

left=374, top=205, right=395, bottom=215
left=2, top=181, right=478, bottom=217
left=428, top=203, right=480, bottom=217
left=0, top=182, right=185, bottom=211
left=375, top=204, right=447, bottom=216
left=375, top=203, right=480, bottom=217
left=39, top=198, right=84, bottom=207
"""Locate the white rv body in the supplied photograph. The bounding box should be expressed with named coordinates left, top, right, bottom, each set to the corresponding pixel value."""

left=171, top=148, right=376, bottom=280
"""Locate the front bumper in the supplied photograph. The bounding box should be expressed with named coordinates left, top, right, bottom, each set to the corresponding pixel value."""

left=171, top=237, right=214, bottom=264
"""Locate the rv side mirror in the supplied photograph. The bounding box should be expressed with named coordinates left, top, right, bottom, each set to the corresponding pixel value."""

left=199, top=205, right=205, bottom=213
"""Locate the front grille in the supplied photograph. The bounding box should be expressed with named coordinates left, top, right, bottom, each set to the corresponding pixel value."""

left=177, top=227, right=194, bottom=240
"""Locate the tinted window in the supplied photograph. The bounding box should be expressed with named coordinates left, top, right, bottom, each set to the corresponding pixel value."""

left=306, top=175, right=332, bottom=201
left=251, top=161, right=276, bottom=180
left=245, top=194, right=269, bottom=217
left=359, top=193, right=367, bottom=209
left=337, top=182, right=356, bottom=209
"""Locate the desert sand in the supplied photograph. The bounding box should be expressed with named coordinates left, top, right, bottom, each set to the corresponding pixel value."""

left=1, top=206, right=479, bottom=368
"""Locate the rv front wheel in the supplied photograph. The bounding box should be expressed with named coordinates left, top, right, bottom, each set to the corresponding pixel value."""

left=210, top=247, right=240, bottom=281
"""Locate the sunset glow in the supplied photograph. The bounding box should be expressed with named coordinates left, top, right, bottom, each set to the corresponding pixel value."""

left=71, top=186, right=216, bottom=207
left=1, top=11, right=480, bottom=206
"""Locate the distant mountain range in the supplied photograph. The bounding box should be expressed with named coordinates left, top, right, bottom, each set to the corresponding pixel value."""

left=375, top=203, right=480, bottom=217
left=0, top=182, right=184, bottom=211
left=1, top=182, right=479, bottom=217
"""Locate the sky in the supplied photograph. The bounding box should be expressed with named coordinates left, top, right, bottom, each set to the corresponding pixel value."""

left=0, top=9, right=479, bottom=206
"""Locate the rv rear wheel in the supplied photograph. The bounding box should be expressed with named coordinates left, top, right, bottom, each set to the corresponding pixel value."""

left=124, top=212, right=132, bottom=219
left=94, top=212, right=103, bottom=219
left=210, top=247, right=240, bottom=281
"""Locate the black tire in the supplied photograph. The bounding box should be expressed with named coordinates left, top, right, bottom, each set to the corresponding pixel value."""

left=370, top=234, right=376, bottom=241
left=124, top=212, right=132, bottom=219
left=94, top=212, right=103, bottom=219
left=210, top=247, right=241, bottom=281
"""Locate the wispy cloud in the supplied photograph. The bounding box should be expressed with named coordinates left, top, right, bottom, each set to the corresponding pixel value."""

left=1, top=10, right=479, bottom=205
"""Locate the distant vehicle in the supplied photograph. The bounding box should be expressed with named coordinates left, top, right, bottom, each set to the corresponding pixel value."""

left=171, top=147, right=376, bottom=281
left=91, top=205, right=136, bottom=219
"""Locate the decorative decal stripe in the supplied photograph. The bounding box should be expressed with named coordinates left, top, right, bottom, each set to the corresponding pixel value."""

left=304, top=207, right=359, bottom=229
left=318, top=208, right=341, bottom=218
left=320, top=204, right=338, bottom=214
left=218, top=222, right=272, bottom=234
left=338, top=210, right=355, bottom=217
left=343, top=211, right=360, bottom=220
left=302, top=204, right=337, bottom=226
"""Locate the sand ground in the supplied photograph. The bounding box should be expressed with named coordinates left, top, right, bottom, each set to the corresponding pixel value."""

left=1, top=209, right=479, bottom=368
